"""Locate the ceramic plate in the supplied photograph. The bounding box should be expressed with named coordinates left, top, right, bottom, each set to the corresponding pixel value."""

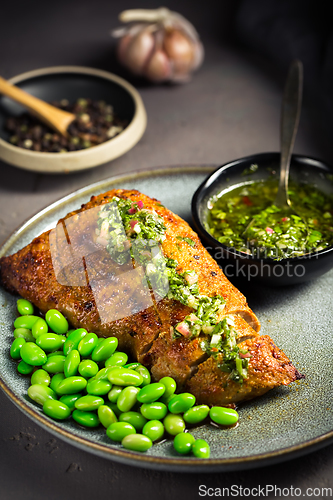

left=0, top=166, right=333, bottom=472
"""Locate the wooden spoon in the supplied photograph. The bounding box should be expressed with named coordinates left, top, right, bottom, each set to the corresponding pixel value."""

left=0, top=76, right=75, bottom=137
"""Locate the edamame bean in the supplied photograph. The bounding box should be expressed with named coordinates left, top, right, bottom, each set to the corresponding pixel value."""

left=107, top=385, right=123, bottom=403
left=117, top=386, right=139, bottom=413
left=159, top=377, right=176, bottom=399
left=17, top=298, right=34, bottom=316
left=106, top=422, right=136, bottom=442
left=192, top=439, right=210, bottom=458
left=28, top=384, right=57, bottom=406
left=31, top=369, right=51, bottom=386
left=86, top=378, right=111, bottom=396
left=94, top=367, right=115, bottom=381
left=163, top=413, right=186, bottom=435
left=47, top=350, right=64, bottom=358
left=32, top=318, right=48, bottom=339
left=59, top=393, right=81, bottom=410
left=168, top=393, right=196, bottom=414
left=64, top=349, right=80, bottom=377
left=91, top=337, right=118, bottom=362
left=124, top=362, right=140, bottom=369
left=20, top=342, right=47, bottom=366
left=107, top=367, right=143, bottom=387
left=56, top=376, right=87, bottom=395
left=122, top=434, right=152, bottom=452
left=209, top=406, right=239, bottom=426
left=14, top=328, right=34, bottom=342
left=98, top=405, right=118, bottom=428
left=134, top=365, right=151, bottom=386
left=17, top=360, right=34, bottom=375
left=78, top=333, right=98, bottom=357
left=105, top=402, right=122, bottom=417
left=36, top=333, right=64, bottom=352
left=50, top=373, right=66, bottom=394
left=142, top=420, right=164, bottom=442
left=74, top=395, right=104, bottom=411
left=140, top=402, right=168, bottom=421
left=14, top=315, right=39, bottom=330
left=173, top=432, right=195, bottom=455
left=183, top=405, right=210, bottom=425
left=72, top=409, right=100, bottom=428
left=78, top=359, right=99, bottom=379
left=63, top=329, right=87, bottom=356
left=10, top=338, right=26, bottom=359
left=42, top=355, right=66, bottom=374
left=119, top=412, right=148, bottom=432
left=137, top=383, right=165, bottom=404
left=45, top=309, right=68, bottom=334
left=43, top=399, right=71, bottom=420
left=105, top=351, right=128, bottom=367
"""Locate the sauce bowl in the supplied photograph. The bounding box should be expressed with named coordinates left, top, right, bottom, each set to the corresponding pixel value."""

left=192, top=152, right=333, bottom=286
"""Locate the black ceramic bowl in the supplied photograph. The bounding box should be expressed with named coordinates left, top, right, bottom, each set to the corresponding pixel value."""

left=192, top=152, right=333, bottom=286
left=0, top=66, right=146, bottom=173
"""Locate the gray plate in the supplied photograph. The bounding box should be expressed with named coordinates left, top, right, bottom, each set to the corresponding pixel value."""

left=0, top=165, right=332, bottom=472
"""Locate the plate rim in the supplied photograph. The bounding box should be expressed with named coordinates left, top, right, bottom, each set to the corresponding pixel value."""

left=1, top=164, right=333, bottom=472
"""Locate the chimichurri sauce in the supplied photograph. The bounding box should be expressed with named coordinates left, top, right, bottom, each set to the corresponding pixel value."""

left=206, top=179, right=333, bottom=259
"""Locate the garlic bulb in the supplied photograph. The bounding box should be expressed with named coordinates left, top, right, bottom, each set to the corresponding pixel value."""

left=112, top=7, right=204, bottom=83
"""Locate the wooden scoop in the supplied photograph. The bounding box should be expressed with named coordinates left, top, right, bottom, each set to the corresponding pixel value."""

left=0, top=76, right=75, bottom=137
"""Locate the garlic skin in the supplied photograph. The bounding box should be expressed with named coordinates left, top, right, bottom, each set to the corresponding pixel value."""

left=112, top=7, right=204, bottom=83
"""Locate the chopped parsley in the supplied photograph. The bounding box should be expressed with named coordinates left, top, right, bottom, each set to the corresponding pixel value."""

left=176, top=236, right=196, bottom=247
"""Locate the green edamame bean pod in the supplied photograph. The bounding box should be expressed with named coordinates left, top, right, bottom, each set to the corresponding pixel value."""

left=168, top=393, right=196, bottom=414
left=91, top=337, right=118, bottom=362
left=13, top=328, right=34, bottom=342
left=72, top=409, right=100, bottom=428
left=50, top=373, right=66, bottom=394
left=56, top=376, right=87, bottom=395
left=159, top=377, right=177, bottom=399
left=28, top=384, right=57, bottom=406
left=42, top=355, right=66, bottom=374
left=17, top=298, right=34, bottom=316
left=79, top=359, right=99, bottom=379
left=43, top=399, right=71, bottom=420
left=117, top=386, right=140, bottom=413
left=77, top=333, right=98, bottom=357
left=32, top=318, right=48, bottom=339
left=192, top=439, right=210, bottom=458
left=10, top=338, right=26, bottom=360
left=74, top=395, right=104, bottom=411
left=163, top=413, right=186, bottom=436
left=140, top=402, right=168, bottom=421
left=14, top=315, right=39, bottom=330
left=86, top=378, right=111, bottom=396
left=17, top=360, right=34, bottom=375
left=31, top=369, right=51, bottom=386
left=173, top=432, right=195, bottom=455
left=107, top=367, right=143, bottom=387
left=107, top=385, right=123, bottom=403
left=97, top=405, right=118, bottom=428
left=64, top=349, right=80, bottom=377
left=137, top=383, right=165, bottom=404
left=36, top=333, right=64, bottom=352
left=45, top=309, right=69, bottom=334
left=20, top=342, right=47, bottom=366
left=134, top=365, right=151, bottom=386
left=119, top=412, right=147, bottom=432
left=63, top=329, right=87, bottom=356
left=59, top=393, right=81, bottom=410
left=142, top=420, right=164, bottom=442
left=209, top=406, right=239, bottom=426
left=106, top=421, right=136, bottom=442
left=183, top=405, right=210, bottom=425
left=105, top=351, right=128, bottom=367
left=122, top=434, right=152, bottom=452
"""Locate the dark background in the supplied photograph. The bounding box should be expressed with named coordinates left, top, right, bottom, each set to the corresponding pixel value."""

left=1, top=0, right=333, bottom=498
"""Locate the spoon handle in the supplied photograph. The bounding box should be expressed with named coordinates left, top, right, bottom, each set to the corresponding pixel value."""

left=275, top=60, right=303, bottom=208
left=0, top=76, right=74, bottom=137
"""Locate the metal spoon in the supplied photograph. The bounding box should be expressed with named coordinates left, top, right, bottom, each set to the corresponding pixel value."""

left=0, top=75, right=75, bottom=137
